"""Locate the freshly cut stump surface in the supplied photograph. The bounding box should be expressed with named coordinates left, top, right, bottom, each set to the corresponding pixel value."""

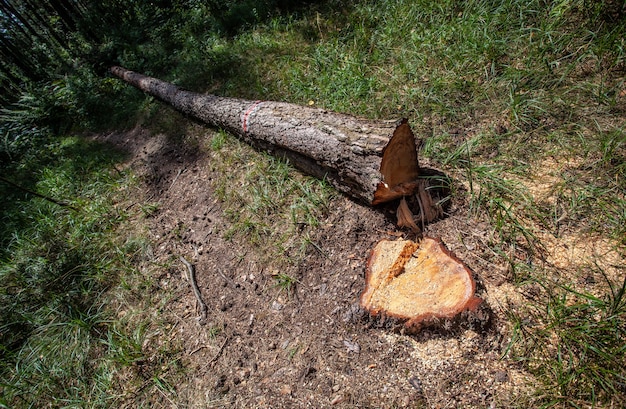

left=360, top=238, right=482, bottom=331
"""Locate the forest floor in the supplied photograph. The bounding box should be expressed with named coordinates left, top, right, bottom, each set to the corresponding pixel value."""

left=1, top=3, right=624, bottom=408
left=93, top=122, right=542, bottom=408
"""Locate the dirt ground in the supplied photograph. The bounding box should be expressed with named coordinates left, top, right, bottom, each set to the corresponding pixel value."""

left=95, top=125, right=534, bottom=408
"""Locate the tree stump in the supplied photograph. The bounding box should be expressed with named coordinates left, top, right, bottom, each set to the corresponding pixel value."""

left=360, top=238, right=482, bottom=332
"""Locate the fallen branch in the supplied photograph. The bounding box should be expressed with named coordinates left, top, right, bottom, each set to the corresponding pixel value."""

left=0, top=175, right=78, bottom=211
left=168, top=168, right=183, bottom=191
left=180, top=256, right=209, bottom=322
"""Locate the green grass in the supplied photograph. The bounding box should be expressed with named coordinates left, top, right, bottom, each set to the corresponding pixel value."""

left=273, top=272, right=298, bottom=298
left=507, top=275, right=626, bottom=406
left=2, top=0, right=625, bottom=407
left=208, top=129, right=335, bottom=264
left=0, top=136, right=186, bottom=408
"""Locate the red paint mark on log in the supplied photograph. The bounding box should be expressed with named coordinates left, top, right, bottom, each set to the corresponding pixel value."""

left=242, top=100, right=265, bottom=133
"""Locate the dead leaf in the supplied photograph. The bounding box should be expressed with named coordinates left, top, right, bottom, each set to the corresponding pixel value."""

left=343, top=339, right=361, bottom=353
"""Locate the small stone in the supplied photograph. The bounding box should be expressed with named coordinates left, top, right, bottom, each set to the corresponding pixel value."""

left=331, top=395, right=345, bottom=405
left=408, top=376, right=423, bottom=393
left=494, top=370, right=509, bottom=383
left=238, top=368, right=251, bottom=379
left=343, top=339, right=360, bottom=353
left=279, top=384, right=292, bottom=396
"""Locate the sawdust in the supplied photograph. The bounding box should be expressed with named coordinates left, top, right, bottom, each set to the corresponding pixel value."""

left=521, top=156, right=584, bottom=206
left=383, top=330, right=534, bottom=407
left=518, top=155, right=625, bottom=286
left=537, top=231, right=623, bottom=276
left=95, top=125, right=539, bottom=408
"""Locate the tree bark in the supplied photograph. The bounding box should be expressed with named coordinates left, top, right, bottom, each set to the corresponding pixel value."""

left=110, top=66, right=424, bottom=206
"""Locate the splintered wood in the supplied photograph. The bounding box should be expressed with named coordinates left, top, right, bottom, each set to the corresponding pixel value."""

left=360, top=238, right=482, bottom=332
left=372, top=119, right=443, bottom=233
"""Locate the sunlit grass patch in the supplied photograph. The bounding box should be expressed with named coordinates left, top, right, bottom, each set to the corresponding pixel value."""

left=208, top=130, right=335, bottom=265
left=506, top=273, right=626, bottom=407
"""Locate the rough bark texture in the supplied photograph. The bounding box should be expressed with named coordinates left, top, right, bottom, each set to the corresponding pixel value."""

left=110, top=66, right=406, bottom=205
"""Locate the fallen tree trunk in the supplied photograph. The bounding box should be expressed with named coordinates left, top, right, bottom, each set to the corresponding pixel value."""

left=110, top=66, right=443, bottom=210
left=111, top=67, right=482, bottom=331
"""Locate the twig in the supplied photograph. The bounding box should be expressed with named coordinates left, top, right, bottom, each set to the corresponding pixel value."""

left=202, top=336, right=229, bottom=370
left=156, top=385, right=178, bottom=409
left=168, top=168, right=183, bottom=191
left=316, top=12, right=324, bottom=40
left=112, top=164, right=124, bottom=177
left=217, top=268, right=236, bottom=286
left=189, top=345, right=208, bottom=355
left=180, top=256, right=209, bottom=322
left=0, top=175, right=78, bottom=211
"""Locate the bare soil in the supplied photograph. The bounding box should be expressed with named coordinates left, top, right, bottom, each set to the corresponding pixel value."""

left=94, top=125, right=532, bottom=408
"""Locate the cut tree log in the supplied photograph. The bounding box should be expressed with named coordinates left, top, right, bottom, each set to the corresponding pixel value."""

left=360, top=238, right=482, bottom=332
left=109, top=66, right=446, bottom=225
left=111, top=67, right=481, bottom=330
